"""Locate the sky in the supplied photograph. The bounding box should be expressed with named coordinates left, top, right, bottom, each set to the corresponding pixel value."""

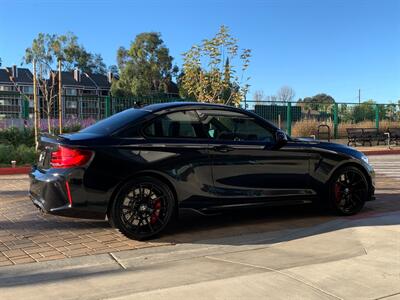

left=0, top=0, right=399, bottom=103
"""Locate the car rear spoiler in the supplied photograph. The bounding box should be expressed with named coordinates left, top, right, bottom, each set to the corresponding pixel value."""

left=38, top=133, right=71, bottom=151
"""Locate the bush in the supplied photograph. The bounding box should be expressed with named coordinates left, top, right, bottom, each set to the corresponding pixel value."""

left=0, top=144, right=36, bottom=166
left=292, top=119, right=320, bottom=137
left=0, top=145, right=14, bottom=165
left=0, top=127, right=35, bottom=147
left=58, top=124, right=82, bottom=133
left=15, top=145, right=36, bottom=165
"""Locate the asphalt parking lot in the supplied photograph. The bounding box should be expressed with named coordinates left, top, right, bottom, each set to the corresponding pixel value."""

left=0, top=155, right=399, bottom=299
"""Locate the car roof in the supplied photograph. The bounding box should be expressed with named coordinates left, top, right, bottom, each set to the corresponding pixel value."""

left=141, top=101, right=240, bottom=113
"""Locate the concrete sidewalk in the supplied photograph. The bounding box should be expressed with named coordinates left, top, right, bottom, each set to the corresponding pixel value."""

left=0, top=208, right=399, bottom=300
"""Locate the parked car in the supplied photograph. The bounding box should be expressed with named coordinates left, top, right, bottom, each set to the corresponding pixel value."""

left=30, top=102, right=375, bottom=240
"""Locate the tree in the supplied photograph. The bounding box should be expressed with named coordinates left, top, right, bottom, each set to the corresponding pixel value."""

left=57, top=33, right=107, bottom=74
left=265, top=95, right=277, bottom=102
left=277, top=86, right=295, bottom=102
left=107, top=65, right=119, bottom=77
left=180, top=25, right=251, bottom=106
left=298, top=93, right=335, bottom=111
left=23, top=33, right=61, bottom=133
left=0, top=57, right=2, bottom=67
left=111, top=32, right=178, bottom=97
left=23, top=32, right=107, bottom=132
left=384, top=103, right=397, bottom=122
left=253, top=90, right=265, bottom=105
left=352, top=100, right=375, bottom=122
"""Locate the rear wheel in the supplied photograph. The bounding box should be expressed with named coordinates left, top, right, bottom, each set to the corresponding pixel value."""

left=329, top=166, right=368, bottom=215
left=110, top=177, right=175, bottom=240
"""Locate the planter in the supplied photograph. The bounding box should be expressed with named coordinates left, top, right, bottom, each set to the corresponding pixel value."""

left=0, top=166, right=31, bottom=175
left=364, top=149, right=400, bottom=156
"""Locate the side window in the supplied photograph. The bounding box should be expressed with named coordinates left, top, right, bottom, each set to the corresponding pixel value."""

left=197, top=110, right=275, bottom=143
left=143, top=111, right=204, bottom=139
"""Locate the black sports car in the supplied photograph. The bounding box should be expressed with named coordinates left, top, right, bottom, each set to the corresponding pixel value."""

left=30, top=102, right=375, bottom=240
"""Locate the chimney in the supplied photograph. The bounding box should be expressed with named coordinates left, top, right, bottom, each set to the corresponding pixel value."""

left=12, top=65, right=18, bottom=79
left=73, top=69, right=81, bottom=82
left=107, top=71, right=113, bottom=83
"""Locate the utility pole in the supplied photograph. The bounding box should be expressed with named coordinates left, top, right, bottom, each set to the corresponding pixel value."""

left=58, top=59, right=62, bottom=134
left=33, top=59, right=39, bottom=150
left=358, top=89, right=361, bottom=104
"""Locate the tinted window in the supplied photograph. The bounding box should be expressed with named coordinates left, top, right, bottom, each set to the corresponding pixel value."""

left=80, top=108, right=149, bottom=135
left=144, top=111, right=204, bottom=138
left=197, top=110, right=274, bottom=143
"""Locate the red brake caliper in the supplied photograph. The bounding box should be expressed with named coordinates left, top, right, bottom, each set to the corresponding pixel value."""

left=150, top=199, right=161, bottom=224
left=334, top=182, right=341, bottom=203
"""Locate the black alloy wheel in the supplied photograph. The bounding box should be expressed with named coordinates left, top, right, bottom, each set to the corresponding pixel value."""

left=330, top=166, right=368, bottom=215
left=110, top=177, right=175, bottom=240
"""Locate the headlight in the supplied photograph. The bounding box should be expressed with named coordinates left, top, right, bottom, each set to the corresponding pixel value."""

left=360, top=155, right=369, bottom=164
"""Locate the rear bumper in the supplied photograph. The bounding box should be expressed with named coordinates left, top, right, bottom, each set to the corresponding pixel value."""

left=29, top=166, right=106, bottom=219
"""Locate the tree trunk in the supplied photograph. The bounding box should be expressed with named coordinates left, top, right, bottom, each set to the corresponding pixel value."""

left=47, top=99, right=51, bottom=134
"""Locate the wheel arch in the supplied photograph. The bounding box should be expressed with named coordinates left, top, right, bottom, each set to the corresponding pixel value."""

left=329, top=161, right=373, bottom=194
left=106, top=171, right=179, bottom=218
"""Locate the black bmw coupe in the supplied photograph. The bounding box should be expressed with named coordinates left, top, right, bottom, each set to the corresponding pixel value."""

left=30, top=102, right=375, bottom=240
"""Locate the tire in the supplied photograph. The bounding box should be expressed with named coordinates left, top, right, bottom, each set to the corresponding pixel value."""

left=329, top=166, right=368, bottom=216
left=109, top=176, right=175, bottom=240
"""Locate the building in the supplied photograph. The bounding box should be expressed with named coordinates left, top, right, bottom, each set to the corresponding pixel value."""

left=0, top=66, right=34, bottom=119
left=0, top=66, right=34, bottom=93
left=55, top=69, right=112, bottom=119
left=0, top=66, right=113, bottom=119
left=58, top=69, right=112, bottom=97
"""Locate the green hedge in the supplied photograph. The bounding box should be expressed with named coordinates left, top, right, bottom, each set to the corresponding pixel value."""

left=0, top=126, right=81, bottom=166
left=0, top=144, right=36, bottom=166
left=0, top=128, right=35, bottom=148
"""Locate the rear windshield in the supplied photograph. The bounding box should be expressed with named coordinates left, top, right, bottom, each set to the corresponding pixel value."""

left=80, top=108, right=149, bottom=135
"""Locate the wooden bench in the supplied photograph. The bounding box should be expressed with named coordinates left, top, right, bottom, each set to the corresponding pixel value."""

left=362, top=128, right=387, bottom=146
left=388, top=128, right=400, bottom=145
left=346, top=128, right=387, bottom=146
left=346, top=128, right=364, bottom=146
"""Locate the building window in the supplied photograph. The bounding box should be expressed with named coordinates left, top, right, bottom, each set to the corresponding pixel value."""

left=66, top=100, right=78, bottom=109
left=65, top=88, right=77, bottom=96
left=22, top=86, right=34, bottom=94
left=82, top=89, right=97, bottom=95
left=0, top=85, right=13, bottom=91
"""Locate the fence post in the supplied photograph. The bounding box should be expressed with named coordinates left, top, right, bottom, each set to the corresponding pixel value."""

left=286, top=102, right=292, bottom=136
left=23, top=98, right=29, bottom=119
left=333, top=103, right=338, bottom=139
left=375, top=104, right=379, bottom=129
left=21, top=95, right=29, bottom=119
left=105, top=96, right=111, bottom=117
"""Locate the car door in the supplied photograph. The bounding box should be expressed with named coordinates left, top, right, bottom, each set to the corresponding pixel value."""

left=137, top=109, right=214, bottom=208
left=197, top=109, right=314, bottom=208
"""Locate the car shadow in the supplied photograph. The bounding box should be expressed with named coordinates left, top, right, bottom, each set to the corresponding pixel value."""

left=156, top=192, right=400, bottom=245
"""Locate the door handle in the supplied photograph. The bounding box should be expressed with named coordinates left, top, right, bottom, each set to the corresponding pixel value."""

left=212, top=145, right=234, bottom=153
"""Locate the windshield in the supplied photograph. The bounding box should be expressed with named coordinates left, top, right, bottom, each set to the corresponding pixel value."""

left=80, top=108, right=149, bottom=135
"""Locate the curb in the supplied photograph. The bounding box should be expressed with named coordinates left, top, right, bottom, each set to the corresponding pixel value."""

left=0, top=166, right=31, bottom=175
left=363, top=149, right=400, bottom=156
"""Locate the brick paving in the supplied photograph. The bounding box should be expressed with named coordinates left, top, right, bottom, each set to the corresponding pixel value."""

left=0, top=155, right=399, bottom=267
left=0, top=175, right=168, bottom=267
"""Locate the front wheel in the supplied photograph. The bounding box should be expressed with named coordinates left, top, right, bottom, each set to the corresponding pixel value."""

left=329, top=166, right=369, bottom=215
left=109, top=177, right=175, bottom=240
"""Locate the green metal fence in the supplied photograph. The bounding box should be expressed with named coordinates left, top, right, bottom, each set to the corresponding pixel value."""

left=242, top=100, right=400, bottom=139
left=1, top=91, right=399, bottom=139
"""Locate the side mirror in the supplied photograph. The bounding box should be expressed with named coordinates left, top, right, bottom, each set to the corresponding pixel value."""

left=272, top=130, right=288, bottom=150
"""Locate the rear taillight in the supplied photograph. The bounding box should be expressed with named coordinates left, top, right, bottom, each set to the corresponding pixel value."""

left=50, top=146, right=93, bottom=168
